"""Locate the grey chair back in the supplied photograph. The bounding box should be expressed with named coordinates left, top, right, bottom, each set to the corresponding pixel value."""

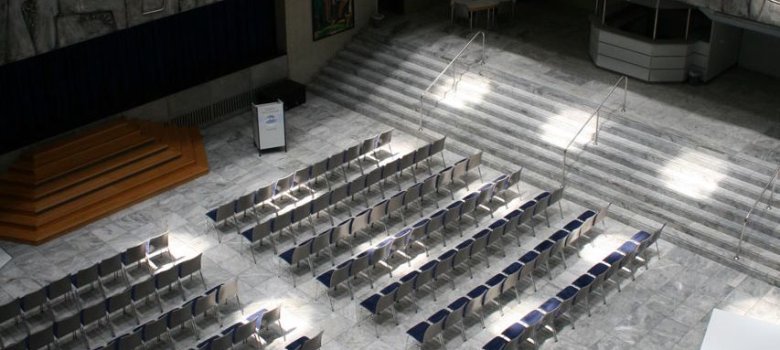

left=387, top=190, right=405, bottom=214
left=415, top=261, right=437, bottom=288
left=166, top=304, right=194, bottom=330
left=312, top=194, right=331, bottom=214
left=244, top=220, right=272, bottom=243
left=46, top=274, right=74, bottom=303
left=471, top=230, right=489, bottom=255
left=294, top=166, right=312, bottom=187
left=256, top=183, right=275, bottom=204
left=404, top=182, right=422, bottom=205
left=130, top=277, right=157, bottom=303
left=261, top=305, right=282, bottom=328
left=370, top=238, right=393, bottom=266
left=550, top=187, right=564, bottom=205
left=350, top=251, right=371, bottom=277
left=466, top=151, right=482, bottom=171
left=509, top=168, right=522, bottom=189
left=177, top=253, right=202, bottom=279
left=366, top=167, right=382, bottom=188
left=0, top=299, right=21, bottom=325
left=452, top=241, right=472, bottom=268
left=217, top=278, right=240, bottom=306
left=413, top=144, right=431, bottom=163
left=274, top=173, right=295, bottom=195
left=332, top=218, right=353, bottom=243
left=345, top=144, right=361, bottom=164
left=312, top=231, right=331, bottom=255
left=106, top=289, right=135, bottom=318
left=348, top=174, right=367, bottom=195
left=360, top=136, right=377, bottom=155
left=327, top=152, right=344, bottom=172
left=369, top=199, right=389, bottom=225
left=437, top=166, right=454, bottom=188
left=392, top=228, right=412, bottom=253
left=428, top=209, right=446, bottom=233
left=53, top=312, right=81, bottom=339
left=445, top=200, right=463, bottom=226
left=421, top=174, right=438, bottom=196
left=461, top=192, right=479, bottom=215
left=116, top=329, right=143, bottom=350
left=518, top=201, right=537, bottom=225
left=378, top=129, right=393, bottom=148
left=27, top=324, right=55, bottom=350
left=147, top=233, right=170, bottom=259
left=397, top=272, right=417, bottom=301
left=451, top=158, right=468, bottom=182
left=293, top=203, right=311, bottom=224
left=399, top=152, right=415, bottom=170
left=533, top=192, right=551, bottom=216
left=140, top=316, right=169, bottom=342
left=273, top=210, right=293, bottom=233
left=434, top=250, right=455, bottom=278
left=300, top=330, right=324, bottom=350
left=327, top=261, right=352, bottom=288
left=154, top=265, right=179, bottom=290
left=311, top=159, right=329, bottom=179
left=79, top=301, right=107, bottom=326
left=430, top=136, right=446, bottom=156
left=329, top=184, right=348, bottom=205
left=594, top=202, right=612, bottom=226
left=381, top=158, right=400, bottom=179
left=73, top=264, right=101, bottom=291
left=236, top=192, right=256, bottom=214
left=21, top=288, right=48, bottom=315
left=410, top=218, right=430, bottom=241
left=232, top=321, right=255, bottom=345
left=211, top=202, right=236, bottom=223
left=290, top=240, right=314, bottom=265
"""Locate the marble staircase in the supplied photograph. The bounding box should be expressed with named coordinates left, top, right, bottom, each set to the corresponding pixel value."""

left=308, top=29, right=780, bottom=286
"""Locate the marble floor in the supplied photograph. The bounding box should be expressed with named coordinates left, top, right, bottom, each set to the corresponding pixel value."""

left=0, top=94, right=779, bottom=350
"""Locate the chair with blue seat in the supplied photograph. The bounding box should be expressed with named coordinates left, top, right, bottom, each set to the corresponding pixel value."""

left=366, top=168, right=386, bottom=199
left=317, top=259, right=353, bottom=311
left=53, top=311, right=88, bottom=349
left=533, top=240, right=556, bottom=280
left=476, top=182, right=497, bottom=218
left=391, top=228, right=413, bottom=266
left=500, top=262, right=522, bottom=302
left=483, top=274, right=506, bottom=316
left=241, top=220, right=275, bottom=262
left=272, top=209, right=295, bottom=244
left=451, top=158, right=469, bottom=190
left=593, top=202, right=612, bottom=227
left=311, top=158, right=330, bottom=189
left=532, top=191, right=552, bottom=228
left=444, top=297, right=468, bottom=341
left=413, top=143, right=433, bottom=176
left=503, top=209, right=523, bottom=246
left=486, top=223, right=506, bottom=257
left=562, top=219, right=584, bottom=255
left=460, top=191, right=481, bottom=227
left=404, top=182, right=424, bottom=218
left=420, top=174, right=440, bottom=209
left=518, top=200, right=537, bottom=236
left=310, top=229, right=334, bottom=269
left=370, top=238, right=395, bottom=279
left=634, top=224, right=665, bottom=266
left=548, top=187, right=565, bottom=220
left=453, top=240, right=474, bottom=279
left=328, top=184, right=351, bottom=217
left=406, top=309, right=447, bottom=349
left=331, top=217, right=353, bottom=254
left=368, top=199, right=390, bottom=236
left=387, top=190, right=407, bottom=225
left=285, top=330, right=323, bottom=350
left=465, top=285, right=488, bottom=328
left=471, top=229, right=491, bottom=268
left=519, top=309, right=554, bottom=349
left=554, top=286, right=578, bottom=329
left=274, top=173, right=298, bottom=203
left=397, top=271, right=419, bottom=312
left=586, top=263, right=610, bottom=305
left=311, top=193, right=334, bottom=226
left=292, top=202, right=315, bottom=237
left=483, top=335, right=510, bottom=350
left=601, top=251, right=626, bottom=293
left=360, top=283, right=399, bottom=337
left=548, top=229, right=573, bottom=265
left=381, top=158, right=402, bottom=191
left=177, top=253, right=207, bottom=294
left=167, top=301, right=198, bottom=338
left=436, top=166, right=455, bottom=200
left=616, top=240, right=641, bottom=280
left=570, top=274, right=596, bottom=316
left=234, top=192, right=258, bottom=223
left=502, top=322, right=532, bottom=350
left=348, top=174, right=369, bottom=208
left=434, top=249, right=457, bottom=290
left=490, top=174, right=511, bottom=209
left=409, top=218, right=431, bottom=257
left=445, top=200, right=465, bottom=237
left=399, top=152, right=417, bottom=182
left=518, top=252, right=540, bottom=291
left=153, top=264, right=184, bottom=302
left=351, top=207, right=373, bottom=246
left=577, top=209, right=596, bottom=239
left=415, top=261, right=438, bottom=301
left=428, top=208, right=449, bottom=247
left=509, top=168, right=523, bottom=193
left=350, top=251, right=373, bottom=289
left=466, top=151, right=484, bottom=183
left=278, top=238, right=314, bottom=287
left=255, top=183, right=279, bottom=213
left=538, top=297, right=562, bottom=337
left=205, top=202, right=237, bottom=243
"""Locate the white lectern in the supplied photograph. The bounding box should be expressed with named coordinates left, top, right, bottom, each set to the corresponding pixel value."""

left=252, top=100, right=287, bottom=155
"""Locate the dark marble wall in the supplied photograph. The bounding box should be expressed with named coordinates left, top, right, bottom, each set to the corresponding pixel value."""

left=1, top=0, right=221, bottom=65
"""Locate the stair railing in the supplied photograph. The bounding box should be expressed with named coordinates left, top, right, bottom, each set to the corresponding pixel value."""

left=417, top=31, right=486, bottom=134
left=735, top=165, right=780, bottom=260
left=560, top=75, right=628, bottom=187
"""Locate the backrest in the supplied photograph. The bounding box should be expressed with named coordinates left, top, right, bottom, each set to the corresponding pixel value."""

left=154, top=265, right=179, bottom=289
left=492, top=174, right=510, bottom=194
left=366, top=167, right=382, bottom=187
left=141, top=316, right=168, bottom=341
left=484, top=275, right=506, bottom=303
left=301, top=331, right=324, bottom=350
left=451, top=158, right=468, bottom=180
left=274, top=173, right=295, bottom=194
left=272, top=210, right=293, bottom=232
left=332, top=218, right=353, bottom=243
left=369, top=199, right=389, bottom=225
left=594, top=202, right=611, bottom=226
left=549, top=187, right=565, bottom=205
left=427, top=209, right=447, bottom=233
left=311, top=159, right=329, bottom=179
left=330, top=184, right=349, bottom=205
left=312, top=193, right=331, bottom=213
left=404, top=182, right=422, bottom=203
left=533, top=240, right=553, bottom=266
left=421, top=174, right=438, bottom=195
left=381, top=158, right=400, bottom=179
left=509, top=168, right=522, bottom=187
left=256, top=183, right=275, bottom=204
left=328, top=261, right=352, bottom=288
left=488, top=218, right=508, bottom=238
left=53, top=312, right=81, bottom=337
left=293, top=165, right=312, bottom=186
left=232, top=321, right=255, bottom=344
left=399, top=152, right=415, bottom=170
left=73, top=264, right=100, bottom=289
left=46, top=274, right=73, bottom=301
left=361, top=136, right=377, bottom=155
left=327, top=152, right=344, bottom=171
left=397, top=272, right=418, bottom=299
left=434, top=250, right=456, bottom=277
left=444, top=297, right=468, bottom=330
left=116, top=329, right=144, bottom=350
left=262, top=305, right=282, bottom=325
left=413, top=144, right=431, bottom=163
left=369, top=239, right=393, bottom=266
left=21, top=288, right=47, bottom=312
left=79, top=301, right=106, bottom=325
left=466, top=151, right=482, bottom=172
left=292, top=239, right=314, bottom=264
left=392, top=228, right=412, bottom=252
left=243, top=220, right=272, bottom=243
left=106, top=289, right=133, bottom=314
left=410, top=218, right=430, bottom=241
left=430, top=136, right=446, bottom=155
left=167, top=303, right=194, bottom=329
left=415, top=261, right=437, bottom=286
left=350, top=251, right=371, bottom=276
left=378, top=129, right=393, bottom=148
left=578, top=210, right=597, bottom=235
left=648, top=224, right=665, bottom=246
left=208, top=202, right=235, bottom=223
left=352, top=208, right=371, bottom=232
left=192, top=291, right=218, bottom=316
left=501, top=262, right=523, bottom=290
left=437, top=166, right=454, bottom=187
left=465, top=286, right=487, bottom=314
left=453, top=240, right=472, bottom=266
left=348, top=174, right=367, bottom=195
left=147, top=233, right=169, bottom=257
left=477, top=182, right=495, bottom=204
left=293, top=203, right=311, bottom=224
left=130, top=277, right=156, bottom=302
left=27, top=324, right=54, bottom=349
left=533, top=192, right=551, bottom=215
left=178, top=253, right=202, bottom=278
left=423, top=311, right=447, bottom=342
left=345, top=144, right=361, bottom=163
left=471, top=229, right=490, bottom=253
left=217, top=278, right=239, bottom=305
left=0, top=299, right=21, bottom=324
left=387, top=190, right=406, bottom=212
left=445, top=200, right=463, bottom=224
left=312, top=231, right=331, bottom=254
left=461, top=191, right=480, bottom=214
left=236, top=192, right=255, bottom=212
left=518, top=200, right=536, bottom=224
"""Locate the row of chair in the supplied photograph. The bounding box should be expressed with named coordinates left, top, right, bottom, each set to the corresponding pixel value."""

left=192, top=304, right=285, bottom=350
left=94, top=278, right=242, bottom=350
left=315, top=176, right=522, bottom=312
left=404, top=205, right=609, bottom=349
left=359, top=191, right=554, bottom=338
left=0, top=233, right=174, bottom=345
left=276, top=152, right=484, bottom=283
left=483, top=226, right=665, bottom=350
left=231, top=136, right=452, bottom=248
left=0, top=253, right=206, bottom=350
left=205, top=130, right=399, bottom=239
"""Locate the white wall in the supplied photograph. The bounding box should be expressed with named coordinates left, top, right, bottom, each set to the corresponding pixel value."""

left=704, top=21, right=742, bottom=81
left=284, top=0, right=377, bottom=83
left=739, top=30, right=780, bottom=79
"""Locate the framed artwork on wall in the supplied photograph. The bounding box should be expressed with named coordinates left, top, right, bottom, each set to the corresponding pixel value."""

left=312, top=0, right=355, bottom=41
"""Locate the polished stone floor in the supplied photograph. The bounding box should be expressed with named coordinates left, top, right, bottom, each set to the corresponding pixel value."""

left=0, top=95, right=779, bottom=350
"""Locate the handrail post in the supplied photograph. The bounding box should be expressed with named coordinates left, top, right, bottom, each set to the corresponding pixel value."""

left=562, top=150, right=568, bottom=187
left=735, top=219, right=748, bottom=260
left=622, top=77, right=628, bottom=112
left=481, top=32, right=486, bottom=64
left=735, top=165, right=780, bottom=260
left=595, top=110, right=599, bottom=145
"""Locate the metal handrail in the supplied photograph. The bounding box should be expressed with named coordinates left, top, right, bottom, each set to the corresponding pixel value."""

left=560, top=75, right=628, bottom=187
left=143, top=0, right=166, bottom=15
left=735, top=165, right=780, bottom=260
left=417, top=31, right=486, bottom=132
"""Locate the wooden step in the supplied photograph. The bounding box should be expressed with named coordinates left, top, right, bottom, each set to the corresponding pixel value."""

left=14, top=118, right=136, bottom=168
left=0, top=119, right=209, bottom=245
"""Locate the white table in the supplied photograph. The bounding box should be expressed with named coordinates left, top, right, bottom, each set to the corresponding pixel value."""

left=701, top=308, right=780, bottom=350
left=451, top=0, right=500, bottom=30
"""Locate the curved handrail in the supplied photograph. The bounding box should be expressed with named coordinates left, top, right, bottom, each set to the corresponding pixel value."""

left=143, top=0, right=167, bottom=15
left=417, top=31, right=486, bottom=132
left=735, top=165, right=780, bottom=260
left=560, top=75, right=628, bottom=187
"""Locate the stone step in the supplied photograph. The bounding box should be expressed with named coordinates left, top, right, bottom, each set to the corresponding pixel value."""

left=318, top=60, right=780, bottom=242
left=308, top=82, right=780, bottom=286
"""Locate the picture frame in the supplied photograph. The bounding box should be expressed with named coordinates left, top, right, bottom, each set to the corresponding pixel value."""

left=312, top=0, right=355, bottom=41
